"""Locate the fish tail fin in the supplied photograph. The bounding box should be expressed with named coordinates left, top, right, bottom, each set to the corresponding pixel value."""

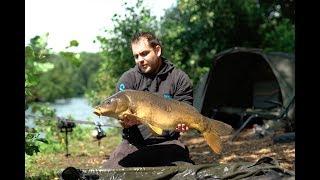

left=202, top=130, right=222, bottom=154
left=205, top=117, right=234, bottom=136
left=202, top=117, right=234, bottom=154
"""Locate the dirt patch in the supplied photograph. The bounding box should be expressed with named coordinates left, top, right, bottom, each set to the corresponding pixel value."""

left=180, top=128, right=295, bottom=171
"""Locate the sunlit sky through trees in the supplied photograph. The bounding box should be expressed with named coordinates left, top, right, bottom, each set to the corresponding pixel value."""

left=25, top=0, right=176, bottom=53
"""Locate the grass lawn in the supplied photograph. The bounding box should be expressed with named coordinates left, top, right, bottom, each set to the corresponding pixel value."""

left=25, top=131, right=121, bottom=179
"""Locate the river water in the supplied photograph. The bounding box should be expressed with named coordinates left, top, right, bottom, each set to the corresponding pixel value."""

left=51, top=97, right=101, bottom=122
left=25, top=97, right=112, bottom=129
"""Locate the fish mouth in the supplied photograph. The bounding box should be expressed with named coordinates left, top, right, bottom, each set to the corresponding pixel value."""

left=93, top=108, right=102, bottom=116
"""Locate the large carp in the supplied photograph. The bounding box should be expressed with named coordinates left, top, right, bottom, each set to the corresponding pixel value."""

left=93, top=90, right=233, bottom=154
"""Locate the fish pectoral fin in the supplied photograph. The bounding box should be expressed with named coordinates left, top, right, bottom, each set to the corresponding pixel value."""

left=122, top=113, right=140, bottom=121
left=147, top=123, right=163, bottom=135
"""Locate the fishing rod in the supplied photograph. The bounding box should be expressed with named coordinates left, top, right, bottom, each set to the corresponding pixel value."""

left=25, top=114, right=122, bottom=128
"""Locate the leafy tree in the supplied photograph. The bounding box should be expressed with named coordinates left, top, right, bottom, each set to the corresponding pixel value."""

left=30, top=40, right=105, bottom=102
left=258, top=0, right=295, bottom=52
left=36, top=54, right=80, bottom=101
left=78, top=52, right=103, bottom=90
left=25, top=35, right=88, bottom=156
left=25, top=131, right=48, bottom=156
left=159, top=0, right=294, bottom=85
left=25, top=33, right=54, bottom=104
left=25, top=33, right=55, bottom=156
left=260, top=18, right=294, bottom=52
left=160, top=0, right=263, bottom=84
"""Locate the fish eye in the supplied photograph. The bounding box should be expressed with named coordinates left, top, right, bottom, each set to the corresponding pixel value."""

left=103, top=99, right=111, bottom=105
left=108, top=98, right=117, bottom=104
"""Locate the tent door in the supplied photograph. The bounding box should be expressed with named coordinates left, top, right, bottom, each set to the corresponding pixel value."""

left=252, top=81, right=282, bottom=110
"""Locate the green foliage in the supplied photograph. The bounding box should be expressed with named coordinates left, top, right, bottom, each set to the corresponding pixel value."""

left=31, top=114, right=92, bottom=154
left=26, top=104, right=63, bottom=154
left=36, top=54, right=82, bottom=101
left=26, top=34, right=103, bottom=102
left=160, top=0, right=263, bottom=84
left=29, top=51, right=102, bottom=102
left=60, top=51, right=82, bottom=67
left=35, top=119, right=65, bottom=153
left=78, top=52, right=103, bottom=90
left=260, top=19, right=295, bottom=53
left=159, top=0, right=294, bottom=84
left=25, top=130, right=48, bottom=156
left=25, top=34, right=56, bottom=156
left=25, top=36, right=84, bottom=102
left=25, top=33, right=54, bottom=103
left=25, top=162, right=57, bottom=180
left=257, top=1, right=295, bottom=53
left=25, top=34, right=103, bottom=157
left=68, top=40, right=79, bottom=48
left=70, top=125, right=93, bottom=141
left=30, top=103, right=56, bottom=117
left=25, top=129, right=122, bottom=179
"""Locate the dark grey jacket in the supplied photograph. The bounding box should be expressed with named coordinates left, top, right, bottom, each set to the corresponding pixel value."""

left=115, top=57, right=193, bottom=145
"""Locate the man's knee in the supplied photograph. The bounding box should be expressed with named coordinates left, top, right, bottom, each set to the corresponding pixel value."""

left=102, top=140, right=138, bottom=169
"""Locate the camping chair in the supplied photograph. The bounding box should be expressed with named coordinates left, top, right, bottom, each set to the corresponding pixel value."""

left=231, top=95, right=295, bottom=141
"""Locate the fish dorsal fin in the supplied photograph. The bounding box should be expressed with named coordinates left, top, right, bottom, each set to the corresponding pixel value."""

left=147, top=123, right=163, bottom=135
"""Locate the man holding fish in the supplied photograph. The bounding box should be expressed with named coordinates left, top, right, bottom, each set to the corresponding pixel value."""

left=95, top=32, right=232, bottom=168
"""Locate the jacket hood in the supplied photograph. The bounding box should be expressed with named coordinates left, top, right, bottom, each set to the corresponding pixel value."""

left=135, top=57, right=174, bottom=77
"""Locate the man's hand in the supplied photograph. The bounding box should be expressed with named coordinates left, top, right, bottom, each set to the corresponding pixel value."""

left=175, top=123, right=189, bottom=133
left=119, top=116, right=141, bottom=128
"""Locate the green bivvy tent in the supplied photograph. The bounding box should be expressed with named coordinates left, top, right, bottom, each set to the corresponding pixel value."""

left=193, top=47, right=295, bottom=128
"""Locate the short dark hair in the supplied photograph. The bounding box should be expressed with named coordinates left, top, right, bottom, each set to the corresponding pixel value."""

left=131, top=32, right=162, bottom=50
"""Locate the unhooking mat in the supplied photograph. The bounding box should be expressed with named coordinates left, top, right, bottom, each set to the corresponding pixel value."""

left=60, top=157, right=295, bottom=180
